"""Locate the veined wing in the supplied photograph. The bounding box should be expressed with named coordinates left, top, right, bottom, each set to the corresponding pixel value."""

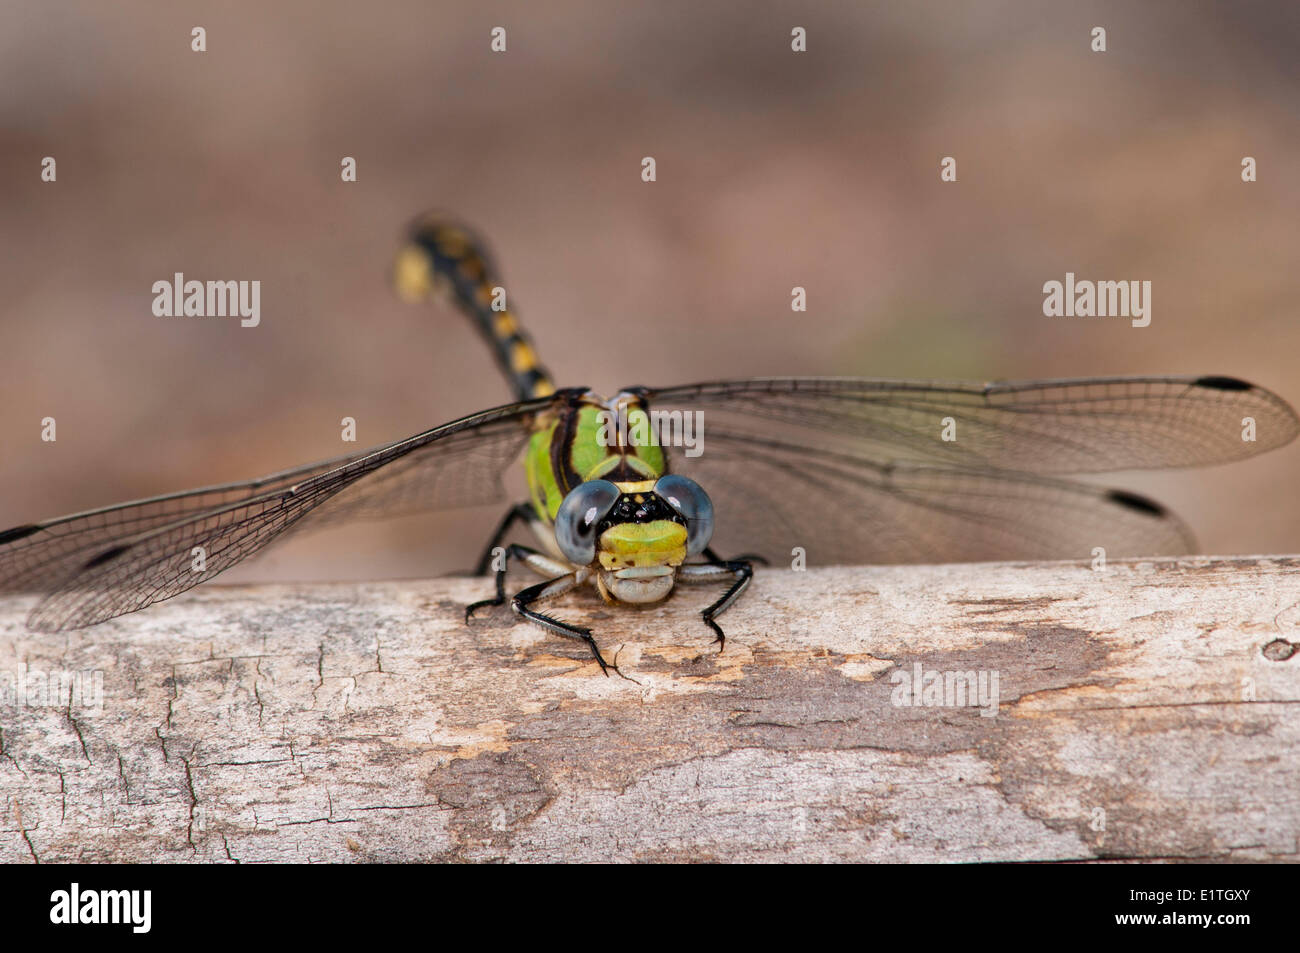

left=0, top=453, right=360, bottom=595
left=0, top=396, right=556, bottom=629
left=676, top=429, right=1194, bottom=566
left=642, top=376, right=1299, bottom=473
left=642, top=375, right=1297, bottom=565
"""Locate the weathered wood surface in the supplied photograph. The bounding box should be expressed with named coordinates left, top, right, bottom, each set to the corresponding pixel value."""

left=2, top=556, right=1298, bottom=863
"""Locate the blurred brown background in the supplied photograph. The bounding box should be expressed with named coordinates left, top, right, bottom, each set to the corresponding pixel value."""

left=1, top=0, right=1298, bottom=584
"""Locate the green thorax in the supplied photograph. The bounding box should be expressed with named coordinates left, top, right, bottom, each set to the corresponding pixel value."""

left=526, top=393, right=667, bottom=523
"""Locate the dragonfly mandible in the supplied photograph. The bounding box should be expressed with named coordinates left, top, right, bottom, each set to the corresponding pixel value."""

left=2, top=216, right=1297, bottom=672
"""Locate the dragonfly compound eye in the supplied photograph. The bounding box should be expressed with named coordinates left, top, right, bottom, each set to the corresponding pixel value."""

left=653, top=475, right=714, bottom=556
left=555, top=480, right=621, bottom=564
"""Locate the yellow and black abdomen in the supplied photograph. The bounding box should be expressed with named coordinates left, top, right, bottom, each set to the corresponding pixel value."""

left=393, top=216, right=555, bottom=402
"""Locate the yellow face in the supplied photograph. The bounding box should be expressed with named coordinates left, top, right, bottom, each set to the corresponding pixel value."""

left=597, top=519, right=688, bottom=571
left=592, top=483, right=687, bottom=603
left=552, top=475, right=715, bottom=605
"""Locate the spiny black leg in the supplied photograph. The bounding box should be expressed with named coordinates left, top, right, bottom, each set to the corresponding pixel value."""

left=679, top=559, right=753, bottom=654
left=513, top=578, right=611, bottom=675
left=473, top=503, right=534, bottom=576
left=702, top=561, right=753, bottom=652
left=466, top=542, right=542, bottom=621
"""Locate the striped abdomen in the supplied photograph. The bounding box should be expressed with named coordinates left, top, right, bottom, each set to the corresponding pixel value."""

left=393, top=216, right=555, bottom=401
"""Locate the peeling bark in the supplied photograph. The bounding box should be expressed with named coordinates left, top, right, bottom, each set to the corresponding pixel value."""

left=2, top=556, right=1298, bottom=862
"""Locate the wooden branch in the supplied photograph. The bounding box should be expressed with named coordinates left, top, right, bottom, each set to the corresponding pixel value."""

left=2, top=556, right=1299, bottom=862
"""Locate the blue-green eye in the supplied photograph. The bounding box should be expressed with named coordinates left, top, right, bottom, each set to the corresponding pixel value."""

left=555, top=480, right=621, bottom=564
left=654, top=475, right=713, bottom=556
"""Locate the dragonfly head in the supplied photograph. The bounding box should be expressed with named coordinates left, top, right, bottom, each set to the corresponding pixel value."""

left=554, top=475, right=714, bottom=604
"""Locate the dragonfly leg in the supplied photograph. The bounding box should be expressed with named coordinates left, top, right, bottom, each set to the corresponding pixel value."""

left=465, top=543, right=566, bottom=621
left=473, top=503, right=536, bottom=575
left=512, top=576, right=611, bottom=674
left=677, top=559, right=754, bottom=653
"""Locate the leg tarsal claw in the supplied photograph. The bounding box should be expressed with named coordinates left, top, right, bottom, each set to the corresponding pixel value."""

left=465, top=598, right=501, bottom=622
left=703, top=616, right=726, bottom=652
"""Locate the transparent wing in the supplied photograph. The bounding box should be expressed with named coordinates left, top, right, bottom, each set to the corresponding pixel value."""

left=0, top=454, right=358, bottom=595
left=0, top=396, right=554, bottom=629
left=679, top=430, right=1193, bottom=566
left=644, top=375, right=1297, bottom=565
left=644, top=376, right=1298, bottom=473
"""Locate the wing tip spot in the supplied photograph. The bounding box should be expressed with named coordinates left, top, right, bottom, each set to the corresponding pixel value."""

left=84, top=543, right=132, bottom=569
left=1193, top=375, right=1253, bottom=392
left=0, top=523, right=42, bottom=546
left=1105, top=489, right=1168, bottom=518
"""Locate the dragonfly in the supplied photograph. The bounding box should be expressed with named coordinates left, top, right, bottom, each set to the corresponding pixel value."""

left=2, top=217, right=1297, bottom=673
